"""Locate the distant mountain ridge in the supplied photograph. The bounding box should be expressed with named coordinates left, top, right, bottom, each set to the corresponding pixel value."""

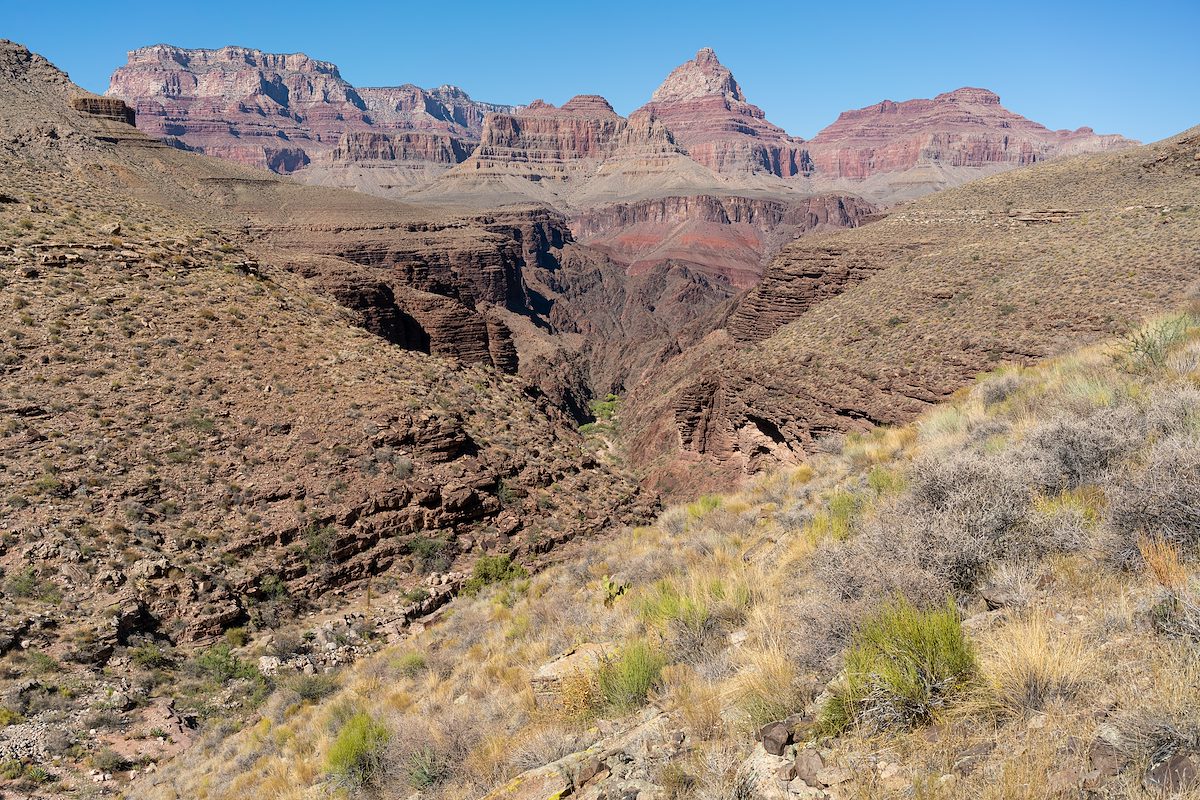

left=106, top=44, right=511, bottom=175
left=106, top=45, right=1137, bottom=287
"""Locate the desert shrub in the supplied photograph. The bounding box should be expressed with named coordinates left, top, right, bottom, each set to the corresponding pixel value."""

left=288, top=673, right=338, bottom=702
left=2, top=568, right=58, bottom=602
left=639, top=580, right=728, bottom=666
left=1023, top=408, right=1139, bottom=492
left=461, top=555, right=528, bottom=596
left=803, top=490, right=861, bottom=543
left=326, top=711, right=390, bottom=789
left=303, top=524, right=338, bottom=565
left=977, top=370, right=1024, bottom=407
left=91, top=748, right=129, bottom=773
left=735, top=647, right=809, bottom=727
left=0, top=706, right=22, bottom=726
left=1106, top=434, right=1200, bottom=564
left=983, top=616, right=1090, bottom=713
left=659, top=506, right=689, bottom=536
left=1114, top=314, right=1195, bottom=372
left=384, top=707, right=480, bottom=791
left=392, top=651, right=427, bottom=678
left=687, top=494, right=722, bottom=519
left=404, top=746, right=446, bottom=789
left=1029, top=486, right=1105, bottom=554
left=506, top=724, right=589, bottom=773
left=867, top=465, right=907, bottom=497
left=1145, top=386, right=1200, bottom=436
left=818, top=597, right=975, bottom=734
left=188, top=644, right=258, bottom=684
left=1138, top=536, right=1200, bottom=638
left=129, top=641, right=175, bottom=670
left=598, top=640, right=666, bottom=713
left=905, top=451, right=1034, bottom=589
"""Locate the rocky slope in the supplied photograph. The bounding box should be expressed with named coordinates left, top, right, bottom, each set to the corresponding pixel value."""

left=131, top=316, right=1200, bottom=800
left=105, top=44, right=510, bottom=179
left=623, top=126, right=1200, bottom=494
left=0, top=39, right=655, bottom=794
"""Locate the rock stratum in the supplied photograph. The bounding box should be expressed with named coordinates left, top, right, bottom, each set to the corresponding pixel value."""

left=105, top=44, right=510, bottom=180
left=805, top=86, right=1139, bottom=201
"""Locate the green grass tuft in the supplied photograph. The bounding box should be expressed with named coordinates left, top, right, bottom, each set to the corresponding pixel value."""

left=819, top=597, right=976, bottom=734
left=326, top=711, right=390, bottom=789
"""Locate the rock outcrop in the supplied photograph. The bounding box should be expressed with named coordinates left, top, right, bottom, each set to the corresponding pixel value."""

left=418, top=96, right=721, bottom=208
left=572, top=193, right=879, bottom=287
left=635, top=48, right=811, bottom=177
left=70, top=95, right=135, bottom=125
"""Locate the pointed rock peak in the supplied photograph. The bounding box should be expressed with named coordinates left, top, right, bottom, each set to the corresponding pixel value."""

left=650, top=47, right=745, bottom=104
left=936, top=87, right=1001, bottom=105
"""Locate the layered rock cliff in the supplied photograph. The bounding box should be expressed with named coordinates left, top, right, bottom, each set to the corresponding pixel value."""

left=571, top=193, right=879, bottom=287
left=806, top=87, right=1137, bottom=198
left=105, top=44, right=509, bottom=174
left=418, top=96, right=722, bottom=208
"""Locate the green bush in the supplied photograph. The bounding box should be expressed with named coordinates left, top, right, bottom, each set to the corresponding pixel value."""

left=0, top=706, right=22, bottom=726
left=808, top=490, right=862, bottom=542
left=91, top=748, right=128, bottom=773
left=2, top=568, right=59, bottom=602
left=189, top=644, right=258, bottom=684
left=590, top=393, right=620, bottom=421
left=598, top=640, right=666, bottom=713
left=407, top=537, right=451, bottom=573
left=130, top=642, right=175, bottom=670
left=460, top=555, right=528, bottom=596
left=326, top=712, right=390, bottom=789
left=819, top=597, right=976, bottom=734
left=1114, top=314, right=1195, bottom=372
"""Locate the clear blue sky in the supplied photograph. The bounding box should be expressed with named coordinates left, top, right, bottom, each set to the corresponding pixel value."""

left=4, top=0, right=1197, bottom=143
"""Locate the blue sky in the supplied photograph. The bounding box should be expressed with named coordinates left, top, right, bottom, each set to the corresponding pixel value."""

left=4, top=0, right=1197, bottom=142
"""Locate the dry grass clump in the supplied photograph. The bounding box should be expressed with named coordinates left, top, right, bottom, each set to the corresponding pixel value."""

left=980, top=615, right=1091, bottom=714
left=1138, top=535, right=1200, bottom=638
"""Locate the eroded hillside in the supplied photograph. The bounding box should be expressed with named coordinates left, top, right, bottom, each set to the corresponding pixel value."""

left=133, top=310, right=1200, bottom=800
left=625, top=126, right=1200, bottom=495
left=0, top=40, right=654, bottom=795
